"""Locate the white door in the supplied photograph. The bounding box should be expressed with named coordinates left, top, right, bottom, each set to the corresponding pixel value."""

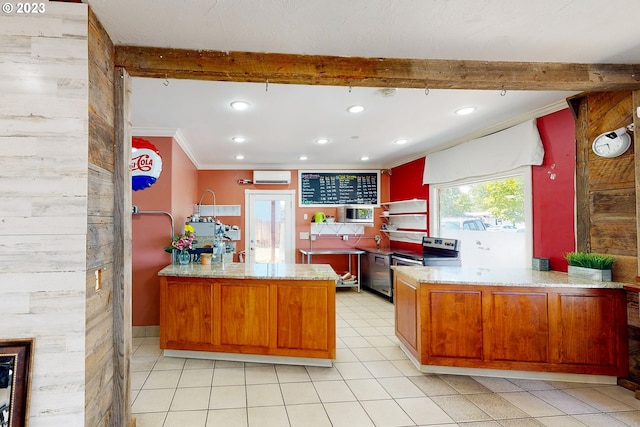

left=245, top=190, right=296, bottom=264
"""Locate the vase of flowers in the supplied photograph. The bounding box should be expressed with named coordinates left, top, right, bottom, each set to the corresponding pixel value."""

left=177, top=250, right=191, bottom=265
left=165, top=224, right=197, bottom=265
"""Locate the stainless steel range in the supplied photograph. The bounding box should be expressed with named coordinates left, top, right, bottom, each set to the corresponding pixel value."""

left=389, top=237, right=461, bottom=300
left=392, top=236, right=461, bottom=267
left=420, top=236, right=461, bottom=266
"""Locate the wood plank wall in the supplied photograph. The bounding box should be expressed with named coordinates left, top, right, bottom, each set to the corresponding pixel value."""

left=86, top=9, right=117, bottom=427
left=575, top=91, right=640, bottom=383
left=575, top=91, right=637, bottom=282
left=0, top=3, right=89, bottom=424
left=114, top=67, right=134, bottom=427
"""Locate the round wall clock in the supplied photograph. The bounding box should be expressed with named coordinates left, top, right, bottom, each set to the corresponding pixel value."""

left=592, top=128, right=631, bottom=158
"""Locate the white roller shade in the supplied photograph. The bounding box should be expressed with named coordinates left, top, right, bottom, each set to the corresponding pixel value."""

left=423, top=120, right=544, bottom=184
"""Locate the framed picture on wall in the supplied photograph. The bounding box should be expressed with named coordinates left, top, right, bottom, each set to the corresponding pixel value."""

left=0, top=339, right=34, bottom=427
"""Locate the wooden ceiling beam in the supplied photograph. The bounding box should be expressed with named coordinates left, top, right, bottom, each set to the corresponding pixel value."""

left=115, top=46, right=640, bottom=92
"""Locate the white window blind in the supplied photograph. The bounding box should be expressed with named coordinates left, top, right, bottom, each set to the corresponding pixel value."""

left=423, top=120, right=544, bottom=184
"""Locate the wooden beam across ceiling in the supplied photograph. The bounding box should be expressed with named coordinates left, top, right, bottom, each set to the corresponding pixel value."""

left=115, top=46, right=640, bottom=92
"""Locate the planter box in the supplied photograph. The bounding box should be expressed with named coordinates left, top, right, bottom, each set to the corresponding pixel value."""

left=532, top=257, right=550, bottom=271
left=567, top=265, right=612, bottom=282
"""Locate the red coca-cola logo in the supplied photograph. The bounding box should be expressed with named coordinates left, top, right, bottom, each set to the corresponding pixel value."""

left=131, top=153, right=153, bottom=172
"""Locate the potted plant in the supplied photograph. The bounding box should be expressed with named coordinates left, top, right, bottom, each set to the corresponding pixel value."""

left=565, top=251, right=614, bottom=281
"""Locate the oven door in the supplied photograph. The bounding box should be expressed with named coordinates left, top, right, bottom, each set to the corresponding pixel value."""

left=391, top=255, right=424, bottom=266
left=390, top=255, right=422, bottom=303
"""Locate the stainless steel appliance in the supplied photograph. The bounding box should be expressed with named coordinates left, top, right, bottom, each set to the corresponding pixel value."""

left=360, top=248, right=393, bottom=299
left=390, top=236, right=461, bottom=299
left=420, top=236, right=461, bottom=266
left=337, top=205, right=375, bottom=223
left=391, top=252, right=423, bottom=266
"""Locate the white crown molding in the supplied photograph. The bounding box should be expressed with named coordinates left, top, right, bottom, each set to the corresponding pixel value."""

left=131, top=127, right=201, bottom=169
left=385, top=100, right=570, bottom=170
left=131, top=128, right=386, bottom=171
left=197, top=162, right=386, bottom=170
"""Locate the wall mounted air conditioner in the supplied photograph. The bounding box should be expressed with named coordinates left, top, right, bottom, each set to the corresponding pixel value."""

left=253, top=170, right=291, bottom=185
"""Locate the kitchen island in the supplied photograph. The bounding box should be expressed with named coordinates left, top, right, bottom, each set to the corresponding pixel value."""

left=393, top=266, right=629, bottom=383
left=158, top=262, right=338, bottom=367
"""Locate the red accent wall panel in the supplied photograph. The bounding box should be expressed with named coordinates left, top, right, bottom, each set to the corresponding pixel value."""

left=533, top=110, right=576, bottom=271
left=389, top=112, right=576, bottom=267
left=389, top=157, right=429, bottom=252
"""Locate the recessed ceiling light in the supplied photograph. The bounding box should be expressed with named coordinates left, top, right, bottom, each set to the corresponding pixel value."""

left=234, top=154, right=245, bottom=160
left=360, top=156, right=370, bottom=161
left=316, top=138, right=329, bottom=144
left=232, top=136, right=246, bottom=143
left=347, top=105, right=365, bottom=113
left=299, top=155, right=308, bottom=161
left=455, top=106, right=477, bottom=116
left=394, top=139, right=408, bottom=145
left=230, top=101, right=250, bottom=111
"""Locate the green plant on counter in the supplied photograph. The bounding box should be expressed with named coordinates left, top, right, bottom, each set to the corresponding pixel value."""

left=565, top=252, right=614, bottom=270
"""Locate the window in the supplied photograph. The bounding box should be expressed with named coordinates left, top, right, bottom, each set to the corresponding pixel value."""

left=430, top=167, right=532, bottom=268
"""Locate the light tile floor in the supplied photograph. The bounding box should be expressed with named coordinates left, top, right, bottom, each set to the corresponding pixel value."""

left=132, top=289, right=640, bottom=427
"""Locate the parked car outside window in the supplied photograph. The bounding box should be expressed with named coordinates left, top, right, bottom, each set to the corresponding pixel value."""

left=441, top=218, right=486, bottom=231
left=487, top=224, right=518, bottom=232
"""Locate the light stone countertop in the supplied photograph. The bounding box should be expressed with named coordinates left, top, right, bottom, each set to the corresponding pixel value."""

left=391, top=266, right=627, bottom=289
left=158, top=262, right=339, bottom=281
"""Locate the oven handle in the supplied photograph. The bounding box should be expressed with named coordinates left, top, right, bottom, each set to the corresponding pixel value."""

left=391, top=256, right=423, bottom=266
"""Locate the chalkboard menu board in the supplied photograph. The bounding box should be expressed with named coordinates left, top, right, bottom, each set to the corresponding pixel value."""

left=299, top=170, right=380, bottom=207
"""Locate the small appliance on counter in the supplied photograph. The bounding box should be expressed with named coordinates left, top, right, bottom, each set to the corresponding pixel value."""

left=337, top=205, right=374, bottom=223
left=313, top=211, right=326, bottom=223
left=187, top=220, right=241, bottom=263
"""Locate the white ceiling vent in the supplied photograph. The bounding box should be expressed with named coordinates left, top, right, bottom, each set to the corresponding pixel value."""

left=253, top=170, right=291, bottom=185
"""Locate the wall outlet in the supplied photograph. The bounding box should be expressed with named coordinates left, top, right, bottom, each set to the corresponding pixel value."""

left=303, top=213, right=308, bottom=220
left=342, top=235, right=348, bottom=241
left=300, top=232, right=309, bottom=240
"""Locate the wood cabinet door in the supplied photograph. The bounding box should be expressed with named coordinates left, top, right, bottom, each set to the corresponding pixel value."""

left=276, top=285, right=330, bottom=351
left=220, top=282, right=270, bottom=348
left=487, top=291, right=548, bottom=362
left=551, top=292, right=621, bottom=367
left=163, top=280, right=213, bottom=346
left=428, top=289, right=483, bottom=359
left=395, top=276, right=419, bottom=355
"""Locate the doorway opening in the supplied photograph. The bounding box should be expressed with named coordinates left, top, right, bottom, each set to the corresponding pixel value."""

left=245, top=190, right=296, bottom=264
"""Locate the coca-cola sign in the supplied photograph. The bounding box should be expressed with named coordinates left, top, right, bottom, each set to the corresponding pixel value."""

left=131, top=137, right=163, bottom=191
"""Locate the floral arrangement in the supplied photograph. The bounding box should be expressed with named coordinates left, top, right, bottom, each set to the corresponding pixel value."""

left=164, top=224, right=197, bottom=253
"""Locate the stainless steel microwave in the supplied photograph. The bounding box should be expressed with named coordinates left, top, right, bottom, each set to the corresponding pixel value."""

left=337, top=206, right=374, bottom=223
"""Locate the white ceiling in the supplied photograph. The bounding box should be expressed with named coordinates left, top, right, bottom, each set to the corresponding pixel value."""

left=87, top=0, right=640, bottom=170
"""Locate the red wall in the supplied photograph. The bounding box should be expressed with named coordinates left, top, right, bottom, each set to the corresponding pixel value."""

left=389, top=157, right=429, bottom=253
left=533, top=109, right=576, bottom=271
left=388, top=110, right=577, bottom=270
